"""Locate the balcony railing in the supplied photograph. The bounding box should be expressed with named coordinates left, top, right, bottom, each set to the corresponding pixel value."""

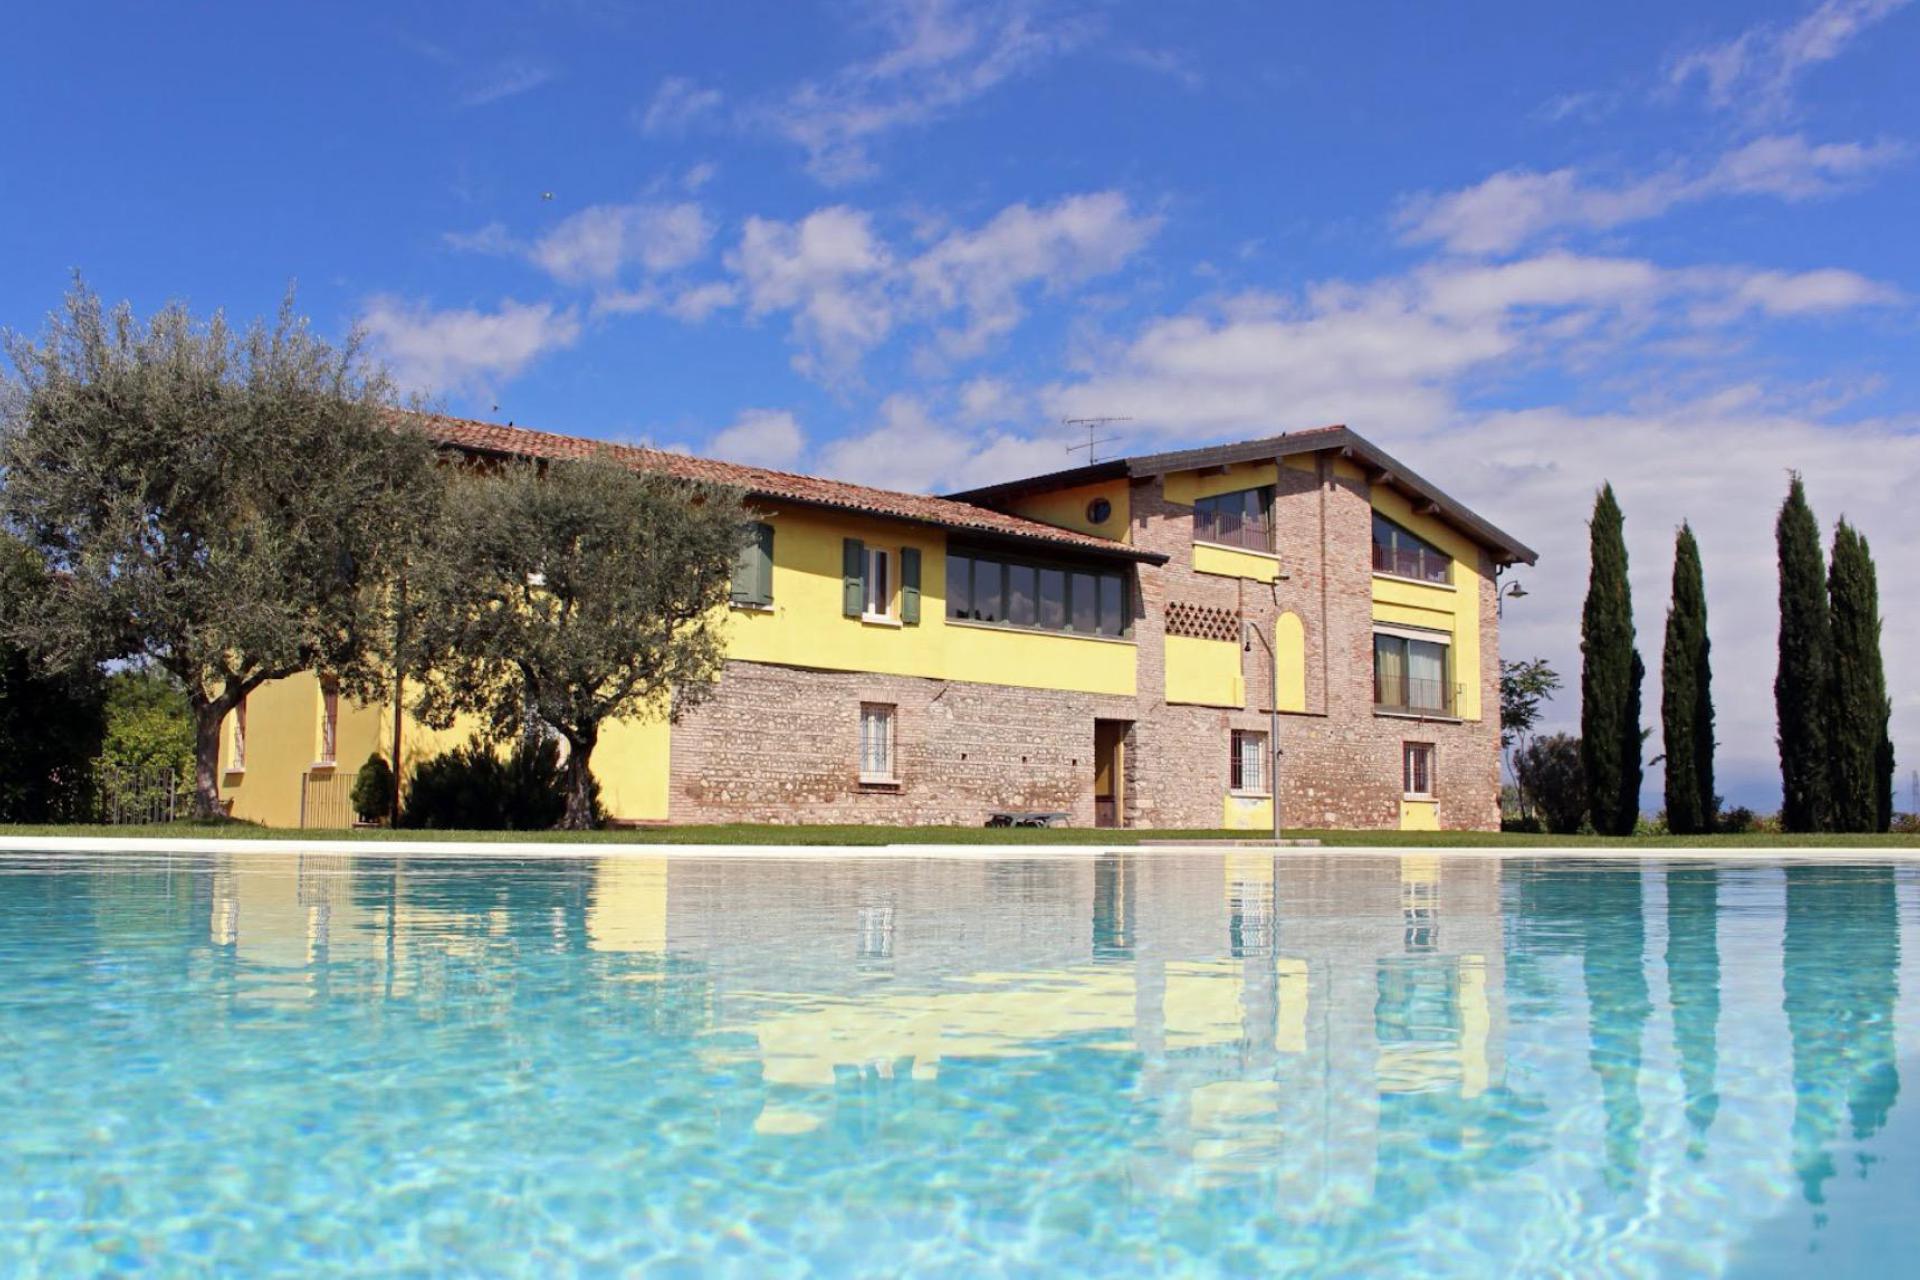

left=1372, top=542, right=1450, bottom=584
left=1374, top=675, right=1456, bottom=717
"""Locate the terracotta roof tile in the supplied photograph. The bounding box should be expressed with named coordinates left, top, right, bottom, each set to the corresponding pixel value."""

left=412, top=414, right=1165, bottom=563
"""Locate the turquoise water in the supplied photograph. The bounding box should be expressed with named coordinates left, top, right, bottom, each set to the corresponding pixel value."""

left=2, top=851, right=1916, bottom=1277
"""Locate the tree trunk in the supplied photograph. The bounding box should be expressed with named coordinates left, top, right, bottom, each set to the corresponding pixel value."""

left=560, top=728, right=599, bottom=830
left=191, top=697, right=227, bottom=820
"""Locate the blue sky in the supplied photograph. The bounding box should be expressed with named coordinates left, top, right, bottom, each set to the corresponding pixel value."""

left=4, top=0, right=1917, bottom=808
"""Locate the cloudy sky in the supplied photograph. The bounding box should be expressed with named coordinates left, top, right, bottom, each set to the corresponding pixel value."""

left=3, top=0, right=1916, bottom=809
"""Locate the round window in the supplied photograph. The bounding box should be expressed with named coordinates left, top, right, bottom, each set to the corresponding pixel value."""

left=1086, top=497, right=1113, bottom=525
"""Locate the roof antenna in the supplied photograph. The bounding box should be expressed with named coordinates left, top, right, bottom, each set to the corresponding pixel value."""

left=1063, top=416, right=1130, bottom=465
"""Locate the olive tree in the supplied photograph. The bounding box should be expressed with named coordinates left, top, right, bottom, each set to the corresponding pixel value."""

left=405, top=456, right=750, bottom=829
left=0, top=281, right=435, bottom=817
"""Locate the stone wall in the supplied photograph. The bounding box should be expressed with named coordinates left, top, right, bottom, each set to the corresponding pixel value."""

left=670, top=660, right=1137, bottom=826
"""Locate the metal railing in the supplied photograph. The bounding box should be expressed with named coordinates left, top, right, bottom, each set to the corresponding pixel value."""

left=96, top=765, right=179, bottom=825
left=1374, top=675, right=1456, bottom=717
left=300, top=770, right=356, bottom=830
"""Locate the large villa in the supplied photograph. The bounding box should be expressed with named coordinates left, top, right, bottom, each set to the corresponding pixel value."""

left=220, top=418, right=1535, bottom=832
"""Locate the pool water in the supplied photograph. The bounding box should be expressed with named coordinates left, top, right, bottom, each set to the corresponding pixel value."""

left=2, top=850, right=1916, bottom=1277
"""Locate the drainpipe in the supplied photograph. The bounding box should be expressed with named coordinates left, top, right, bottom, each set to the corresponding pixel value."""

left=1242, top=617, right=1283, bottom=843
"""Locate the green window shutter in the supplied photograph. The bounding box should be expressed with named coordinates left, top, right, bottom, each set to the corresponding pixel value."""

left=730, top=528, right=755, bottom=603
left=900, top=547, right=922, bottom=625
left=842, top=538, right=865, bottom=617
left=753, top=522, right=775, bottom=605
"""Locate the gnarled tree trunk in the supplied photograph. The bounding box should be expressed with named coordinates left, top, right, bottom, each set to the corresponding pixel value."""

left=560, top=725, right=599, bottom=830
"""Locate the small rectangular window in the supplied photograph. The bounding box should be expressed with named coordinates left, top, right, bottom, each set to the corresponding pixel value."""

left=865, top=547, right=891, bottom=618
left=1038, top=567, right=1066, bottom=630
left=859, top=704, right=897, bottom=782
left=319, top=680, right=339, bottom=765
left=1097, top=574, right=1125, bottom=637
left=231, top=699, right=248, bottom=771
left=972, top=559, right=1002, bottom=622
left=1008, top=563, right=1037, bottom=627
left=1069, top=571, right=1098, bottom=633
left=1230, top=729, right=1268, bottom=794
left=1403, top=742, right=1435, bottom=798
left=948, top=554, right=972, bottom=620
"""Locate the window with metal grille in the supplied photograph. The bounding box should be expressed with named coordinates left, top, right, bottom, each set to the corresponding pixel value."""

left=859, top=703, right=896, bottom=782
left=1403, top=742, right=1435, bottom=798
left=1230, top=729, right=1268, bottom=794
left=230, top=699, right=248, bottom=771
left=1194, top=486, right=1275, bottom=552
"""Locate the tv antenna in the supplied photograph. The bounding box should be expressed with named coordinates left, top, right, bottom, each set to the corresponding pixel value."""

left=1064, top=416, right=1131, bottom=464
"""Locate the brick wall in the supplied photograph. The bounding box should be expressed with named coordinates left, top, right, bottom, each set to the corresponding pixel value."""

left=1125, top=457, right=1502, bottom=832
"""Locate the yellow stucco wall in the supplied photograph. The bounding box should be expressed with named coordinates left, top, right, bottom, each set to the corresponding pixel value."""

left=1399, top=799, right=1441, bottom=831
left=1369, top=486, right=1484, bottom=721
left=1192, top=542, right=1284, bottom=582
left=1162, top=456, right=1315, bottom=507
left=1274, top=611, right=1306, bottom=713
left=1223, top=794, right=1272, bottom=830
left=1000, top=478, right=1130, bottom=541
left=727, top=503, right=1136, bottom=697
left=1165, top=635, right=1243, bottom=708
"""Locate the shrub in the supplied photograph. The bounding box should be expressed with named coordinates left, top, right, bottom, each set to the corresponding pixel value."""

left=401, top=734, right=595, bottom=830
left=1891, top=812, right=1920, bottom=835
left=1717, top=806, right=1757, bottom=834
left=1514, top=732, right=1587, bottom=834
left=350, top=753, right=396, bottom=824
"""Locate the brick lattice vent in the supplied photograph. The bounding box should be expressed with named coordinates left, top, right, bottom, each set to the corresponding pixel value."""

left=1164, top=601, right=1242, bottom=641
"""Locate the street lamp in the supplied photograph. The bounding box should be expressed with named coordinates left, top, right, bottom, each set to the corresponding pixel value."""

left=1242, top=619, right=1283, bottom=844
left=1497, top=579, right=1529, bottom=616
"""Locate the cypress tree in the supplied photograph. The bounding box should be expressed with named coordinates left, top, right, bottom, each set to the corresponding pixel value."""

left=1661, top=523, right=1716, bottom=834
left=1581, top=484, right=1644, bottom=835
left=1827, top=521, right=1891, bottom=832
left=1774, top=475, right=1830, bottom=832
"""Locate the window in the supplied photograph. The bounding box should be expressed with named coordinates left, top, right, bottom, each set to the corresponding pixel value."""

left=1194, top=486, right=1274, bottom=552
left=731, top=521, right=775, bottom=608
left=1086, top=497, right=1113, bottom=525
left=1403, top=742, right=1436, bottom=798
left=863, top=547, right=892, bottom=618
left=859, top=704, right=896, bottom=782
left=843, top=539, right=921, bottom=624
left=1230, top=729, right=1269, bottom=794
left=230, top=699, right=247, bottom=771
left=1374, top=630, right=1453, bottom=715
left=318, top=680, right=339, bottom=766
left=946, top=550, right=1130, bottom=638
left=1372, top=513, right=1451, bottom=584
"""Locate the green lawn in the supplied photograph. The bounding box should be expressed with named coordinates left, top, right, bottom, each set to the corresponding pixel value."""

left=2, top=820, right=1917, bottom=849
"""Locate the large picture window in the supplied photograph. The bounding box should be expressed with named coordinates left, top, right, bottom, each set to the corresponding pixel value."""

left=1372, top=513, right=1451, bottom=584
left=947, top=551, right=1130, bottom=638
left=1374, top=630, right=1453, bottom=715
left=1194, top=486, right=1274, bottom=552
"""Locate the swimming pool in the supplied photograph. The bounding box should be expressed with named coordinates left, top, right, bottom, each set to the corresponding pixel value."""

left=2, top=849, right=1914, bottom=1276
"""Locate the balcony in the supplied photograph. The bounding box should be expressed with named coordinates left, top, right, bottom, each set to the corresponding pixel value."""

left=1374, top=673, right=1456, bottom=718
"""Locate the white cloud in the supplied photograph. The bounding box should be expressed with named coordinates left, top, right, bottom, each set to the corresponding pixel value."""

left=1669, top=0, right=1912, bottom=119
left=908, top=191, right=1162, bottom=357
left=1398, top=403, right=1920, bottom=809
left=706, top=408, right=807, bottom=470
left=815, top=393, right=1065, bottom=492
left=358, top=297, right=581, bottom=395
left=1712, top=267, right=1902, bottom=319
left=759, top=0, right=1086, bottom=184
left=641, top=76, right=724, bottom=135
left=727, top=206, right=896, bottom=375
left=459, top=60, right=555, bottom=108
left=1400, top=134, right=1905, bottom=256
left=531, top=201, right=714, bottom=285
left=442, top=222, right=519, bottom=256
left=715, top=191, right=1154, bottom=378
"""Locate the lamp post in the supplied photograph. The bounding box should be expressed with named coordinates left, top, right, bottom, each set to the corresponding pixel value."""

left=1497, top=579, right=1528, bottom=617
left=1242, top=619, right=1283, bottom=844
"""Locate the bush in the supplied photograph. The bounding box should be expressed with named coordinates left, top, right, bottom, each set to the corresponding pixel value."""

left=401, top=734, right=595, bottom=830
left=1514, top=733, right=1587, bottom=834
left=350, top=753, right=396, bottom=824
left=1891, top=811, right=1920, bottom=835
left=1717, top=806, right=1758, bottom=834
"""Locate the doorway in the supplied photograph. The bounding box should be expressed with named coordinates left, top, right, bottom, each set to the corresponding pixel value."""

left=1094, top=720, right=1130, bottom=828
